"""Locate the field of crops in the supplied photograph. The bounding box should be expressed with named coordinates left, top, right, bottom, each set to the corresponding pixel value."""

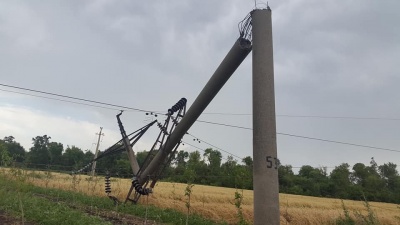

left=1, top=168, right=400, bottom=224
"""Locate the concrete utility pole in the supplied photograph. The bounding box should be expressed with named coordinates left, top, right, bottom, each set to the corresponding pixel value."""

left=252, top=8, right=280, bottom=225
left=91, top=127, right=104, bottom=176
left=138, top=38, right=252, bottom=184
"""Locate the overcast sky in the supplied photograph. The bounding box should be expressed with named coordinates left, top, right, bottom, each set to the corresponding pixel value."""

left=0, top=0, right=399, bottom=172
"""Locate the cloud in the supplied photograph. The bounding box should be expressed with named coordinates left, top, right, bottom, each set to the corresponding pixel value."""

left=0, top=105, right=151, bottom=153
left=0, top=0, right=399, bottom=170
left=0, top=1, right=50, bottom=52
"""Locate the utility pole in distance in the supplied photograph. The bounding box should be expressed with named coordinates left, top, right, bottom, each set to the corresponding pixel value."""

left=91, top=127, right=104, bottom=177
left=252, top=7, right=280, bottom=225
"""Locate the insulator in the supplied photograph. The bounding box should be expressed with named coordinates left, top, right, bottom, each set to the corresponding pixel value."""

left=168, top=98, right=187, bottom=115
left=132, top=179, right=152, bottom=195
left=105, top=174, right=111, bottom=195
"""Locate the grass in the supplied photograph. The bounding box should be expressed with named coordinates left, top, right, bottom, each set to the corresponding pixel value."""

left=0, top=169, right=225, bottom=225
left=2, top=168, right=400, bottom=224
left=0, top=176, right=111, bottom=225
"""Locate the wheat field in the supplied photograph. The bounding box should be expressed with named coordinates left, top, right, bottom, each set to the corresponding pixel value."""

left=4, top=169, right=400, bottom=224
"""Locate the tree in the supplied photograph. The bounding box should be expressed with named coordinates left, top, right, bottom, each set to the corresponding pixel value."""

left=329, top=163, right=351, bottom=198
left=28, top=135, right=51, bottom=168
left=203, top=148, right=222, bottom=169
left=203, top=148, right=222, bottom=184
left=186, top=151, right=207, bottom=184
left=351, top=163, right=369, bottom=186
left=297, top=165, right=328, bottom=196
left=3, top=136, right=15, bottom=143
left=0, top=142, right=12, bottom=166
left=1, top=136, right=26, bottom=162
left=175, top=150, right=189, bottom=168
left=220, top=156, right=238, bottom=188
left=48, top=142, right=63, bottom=165
left=171, top=150, right=189, bottom=181
left=278, top=165, right=295, bottom=193
left=379, top=162, right=398, bottom=190
left=242, top=156, right=253, bottom=168
left=62, top=146, right=85, bottom=170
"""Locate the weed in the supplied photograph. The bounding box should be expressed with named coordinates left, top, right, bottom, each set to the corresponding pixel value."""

left=185, top=183, right=195, bottom=225
left=233, top=189, right=248, bottom=225
left=354, top=196, right=380, bottom=225
left=336, top=197, right=380, bottom=225
left=336, top=200, right=355, bottom=225
left=44, top=170, right=52, bottom=188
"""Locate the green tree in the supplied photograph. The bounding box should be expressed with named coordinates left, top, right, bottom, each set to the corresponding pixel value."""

left=186, top=151, right=207, bottom=184
left=379, top=162, right=398, bottom=190
left=28, top=135, right=51, bottom=168
left=297, top=165, right=328, bottom=196
left=203, top=148, right=222, bottom=169
left=242, top=156, right=253, bottom=168
left=203, top=148, right=222, bottom=185
left=170, top=150, right=189, bottom=181
left=1, top=136, right=26, bottom=162
left=330, top=163, right=351, bottom=198
left=351, top=163, right=369, bottom=186
left=0, top=142, right=12, bottom=166
left=48, top=142, right=63, bottom=165
left=278, top=165, right=295, bottom=193
left=62, top=146, right=85, bottom=170
left=220, top=156, right=238, bottom=188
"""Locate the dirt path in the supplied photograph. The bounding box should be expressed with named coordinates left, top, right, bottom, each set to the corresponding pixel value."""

left=0, top=210, right=35, bottom=225
left=32, top=194, right=163, bottom=225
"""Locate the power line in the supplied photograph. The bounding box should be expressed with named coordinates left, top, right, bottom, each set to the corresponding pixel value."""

left=277, top=133, right=400, bottom=153
left=186, top=133, right=243, bottom=160
left=0, top=88, right=119, bottom=111
left=0, top=83, right=155, bottom=113
left=181, top=140, right=234, bottom=162
left=203, top=112, right=400, bottom=121
left=2, top=83, right=400, bottom=154
left=1, top=84, right=246, bottom=162
left=196, top=120, right=400, bottom=153
left=197, top=119, right=252, bottom=130
left=3, top=83, right=399, bottom=121
left=277, top=114, right=400, bottom=121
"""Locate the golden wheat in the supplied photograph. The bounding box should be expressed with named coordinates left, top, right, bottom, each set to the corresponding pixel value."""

left=3, top=169, right=400, bottom=225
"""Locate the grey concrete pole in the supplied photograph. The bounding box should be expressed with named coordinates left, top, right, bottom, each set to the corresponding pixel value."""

left=91, top=127, right=103, bottom=176
left=139, top=38, right=252, bottom=183
left=252, top=8, right=280, bottom=225
left=124, top=137, right=141, bottom=175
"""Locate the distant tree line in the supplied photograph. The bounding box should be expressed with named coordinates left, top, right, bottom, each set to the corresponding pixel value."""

left=1, top=135, right=399, bottom=204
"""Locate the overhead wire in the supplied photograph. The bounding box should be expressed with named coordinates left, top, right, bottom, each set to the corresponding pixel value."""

left=196, top=120, right=400, bottom=153
left=2, top=82, right=399, bottom=121
left=185, top=133, right=243, bottom=160
left=0, top=83, right=155, bottom=113
left=0, top=88, right=120, bottom=111
left=181, top=140, right=234, bottom=163
left=150, top=112, right=243, bottom=161
left=2, top=83, right=400, bottom=154
left=202, top=112, right=400, bottom=121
